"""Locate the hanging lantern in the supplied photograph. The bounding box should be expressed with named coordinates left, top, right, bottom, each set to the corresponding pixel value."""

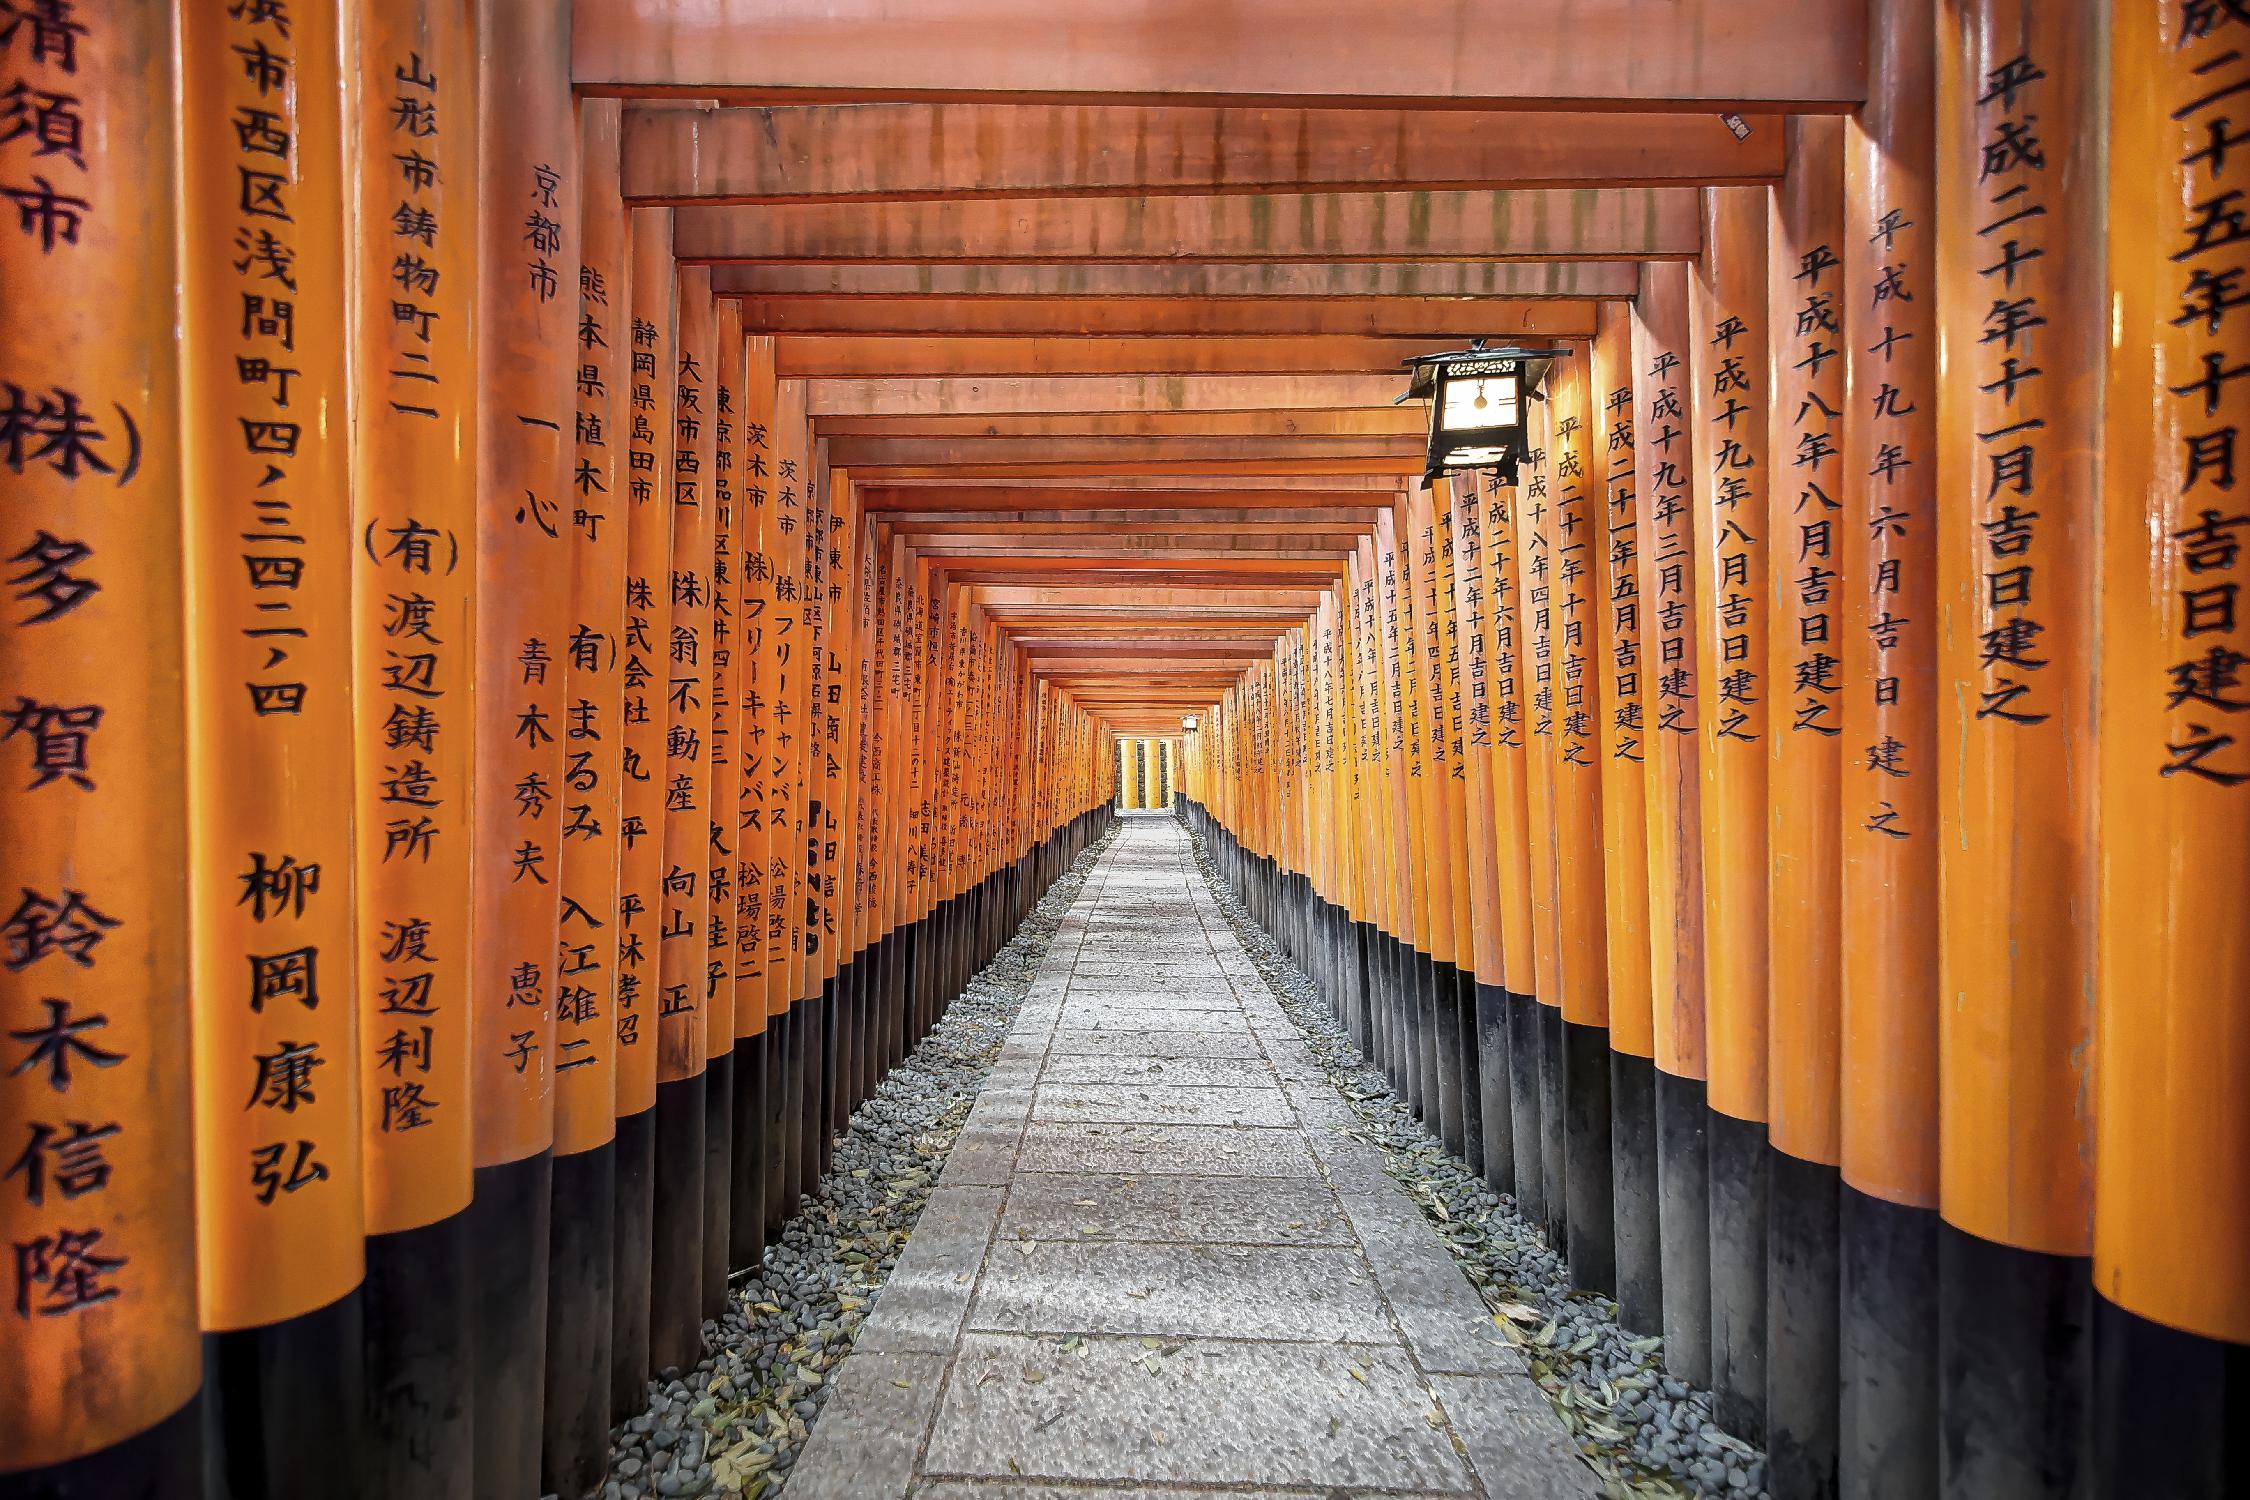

left=1403, top=345, right=1566, bottom=488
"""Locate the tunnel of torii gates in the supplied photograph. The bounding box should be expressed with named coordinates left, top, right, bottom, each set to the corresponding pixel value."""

left=0, top=1, right=2244, bottom=1499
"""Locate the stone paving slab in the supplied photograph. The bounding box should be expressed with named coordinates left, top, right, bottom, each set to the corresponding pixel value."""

left=923, top=1333, right=1471, bottom=1492
left=1034, top=1052, right=1278, bottom=1089
left=1046, top=1027, right=1268, bottom=1059
left=1028, top=1081, right=1296, bottom=1127
left=786, top=814, right=1589, bottom=1500
left=1014, top=1120, right=1321, bottom=1178
left=968, top=1240, right=1393, bottom=1341
left=997, top=1171, right=1353, bottom=1246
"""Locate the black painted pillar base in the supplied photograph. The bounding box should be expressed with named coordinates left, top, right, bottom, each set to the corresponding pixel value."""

left=780, top=1002, right=807, bottom=1218
left=1608, top=1050, right=1662, bottom=1336
left=1507, top=988, right=1544, bottom=1227
left=1655, top=1069, right=1712, bottom=1386
left=1708, top=1111, right=1769, bottom=1443
left=541, top=1142, right=614, bottom=1500
left=2092, top=1292, right=2244, bottom=1500
left=610, top=1103, right=656, bottom=1423
left=764, top=1008, right=797, bottom=1241
left=0, top=1392, right=202, bottom=1500
left=361, top=1208, right=473, bottom=1500
left=829, top=961, right=856, bottom=1138
left=1352, top=921, right=1378, bottom=1060
left=1538, top=1001, right=1568, bottom=1248
left=1432, top=958, right=1466, bottom=1157
left=1767, top=1150, right=1839, bottom=1500
left=729, top=1030, right=768, bottom=1273
left=1838, top=1184, right=1938, bottom=1500
left=649, top=1073, right=707, bottom=1378
left=1937, top=1223, right=2089, bottom=1500
left=1454, top=967, right=1483, bottom=1179
left=204, top=1286, right=366, bottom=1500
left=1474, top=981, right=1515, bottom=1198
left=814, top=976, right=837, bottom=1186
left=466, top=1150, right=552, bottom=1500
left=1416, top=951, right=1442, bottom=1135
left=1563, top=1017, right=1616, bottom=1297
left=701, top=1049, right=734, bottom=1319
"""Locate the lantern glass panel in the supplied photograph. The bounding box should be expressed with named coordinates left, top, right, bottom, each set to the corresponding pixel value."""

left=1439, top=372, right=1520, bottom=432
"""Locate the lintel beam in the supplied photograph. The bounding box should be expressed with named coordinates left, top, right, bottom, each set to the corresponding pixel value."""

left=623, top=102, right=1783, bottom=203
left=732, top=295, right=1597, bottom=338
left=571, top=1, right=1865, bottom=112
left=718, top=261, right=1641, bottom=300
left=805, top=374, right=1406, bottom=417
left=777, top=336, right=1470, bottom=378
left=676, top=188, right=1701, bottom=263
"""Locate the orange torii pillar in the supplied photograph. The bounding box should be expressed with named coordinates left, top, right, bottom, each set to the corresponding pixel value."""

left=700, top=299, right=746, bottom=1323
left=1483, top=475, right=1546, bottom=1226
left=468, top=7, right=576, bottom=1493
left=1406, top=483, right=1470, bottom=1159
left=1589, top=303, right=1664, bottom=1332
left=1690, top=184, right=1772, bottom=1442
left=1841, top=0, right=1942, bottom=1492
left=540, top=93, right=629, bottom=1500
left=2097, top=2, right=2249, bottom=1493
left=0, top=9, right=202, bottom=1496
left=1548, top=351, right=1618, bottom=1292
left=1520, top=374, right=1569, bottom=1245
left=610, top=203, right=677, bottom=1420
left=1632, top=259, right=1713, bottom=1384
left=1934, top=4, right=2102, bottom=1494
left=350, top=1, right=478, bottom=1494
left=650, top=265, right=717, bottom=1377
left=1764, top=113, right=1848, bottom=1500
left=726, top=335, right=780, bottom=1276
left=764, top=380, right=814, bottom=1228
left=1450, top=473, right=1522, bottom=1200
left=181, top=3, right=366, bottom=1493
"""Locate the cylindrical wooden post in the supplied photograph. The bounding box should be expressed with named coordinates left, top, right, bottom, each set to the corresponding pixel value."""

left=1526, top=383, right=1573, bottom=1247
left=1932, top=4, right=2102, bottom=1496
left=699, top=298, right=744, bottom=1321
left=1590, top=304, right=1662, bottom=1332
left=1551, top=350, right=1619, bottom=1294
left=1403, top=484, right=1462, bottom=1151
left=1633, top=259, right=1713, bottom=1386
left=180, top=4, right=367, bottom=1493
left=1690, top=184, right=1773, bottom=1442
left=650, top=265, right=716, bottom=1377
left=0, top=9, right=202, bottom=1495
left=540, top=93, right=628, bottom=1500
left=767, top=378, right=814, bottom=1225
left=1449, top=474, right=1517, bottom=1198
left=1482, top=479, right=1545, bottom=1225
left=2095, top=3, right=2250, bottom=1493
left=1841, top=2, right=1942, bottom=1492
left=728, top=335, right=779, bottom=1273
left=348, top=3, right=477, bottom=1494
left=1764, top=112, right=1848, bottom=1500
left=609, top=204, right=675, bottom=1420
left=468, top=10, right=576, bottom=1491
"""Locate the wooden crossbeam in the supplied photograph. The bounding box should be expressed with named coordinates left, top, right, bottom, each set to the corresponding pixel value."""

left=571, top=0, right=1865, bottom=111
left=778, top=336, right=1468, bottom=377
left=719, top=261, right=1641, bottom=299
left=733, top=295, right=1598, bottom=338
left=623, top=103, right=1782, bottom=202
left=805, top=374, right=1407, bottom=416
left=676, top=188, right=1701, bottom=263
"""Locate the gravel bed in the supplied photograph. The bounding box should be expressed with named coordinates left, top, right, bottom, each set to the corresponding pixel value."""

left=595, top=826, right=1118, bottom=1500
left=1185, top=819, right=1770, bottom=1500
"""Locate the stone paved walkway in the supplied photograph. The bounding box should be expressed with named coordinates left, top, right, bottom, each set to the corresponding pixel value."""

left=787, top=813, right=1588, bottom=1499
